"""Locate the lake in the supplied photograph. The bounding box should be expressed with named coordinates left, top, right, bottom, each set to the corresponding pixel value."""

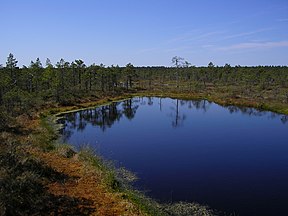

left=58, top=97, right=288, bottom=216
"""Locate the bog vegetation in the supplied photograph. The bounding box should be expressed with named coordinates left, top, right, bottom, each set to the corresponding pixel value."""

left=1, top=54, right=288, bottom=119
left=0, top=53, right=287, bottom=215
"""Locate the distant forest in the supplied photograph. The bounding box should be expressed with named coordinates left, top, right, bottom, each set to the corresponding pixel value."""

left=1, top=53, right=288, bottom=129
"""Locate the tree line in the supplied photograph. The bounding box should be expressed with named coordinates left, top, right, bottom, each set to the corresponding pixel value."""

left=1, top=53, right=287, bottom=122
left=0, top=54, right=138, bottom=115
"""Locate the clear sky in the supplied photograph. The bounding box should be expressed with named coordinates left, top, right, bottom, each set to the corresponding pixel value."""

left=1, top=0, right=288, bottom=67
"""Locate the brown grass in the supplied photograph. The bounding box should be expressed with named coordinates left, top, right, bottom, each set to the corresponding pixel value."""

left=30, top=147, right=145, bottom=216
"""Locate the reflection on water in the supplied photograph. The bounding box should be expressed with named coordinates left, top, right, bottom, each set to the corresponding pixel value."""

left=59, top=97, right=286, bottom=139
left=58, top=99, right=139, bottom=141
left=58, top=97, right=288, bottom=216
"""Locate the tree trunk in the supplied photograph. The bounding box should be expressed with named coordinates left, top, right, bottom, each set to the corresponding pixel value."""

left=73, top=68, right=76, bottom=87
left=0, top=88, right=3, bottom=105
left=89, top=71, right=92, bottom=91
left=78, top=69, right=81, bottom=90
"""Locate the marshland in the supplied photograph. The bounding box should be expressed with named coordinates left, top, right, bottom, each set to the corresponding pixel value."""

left=1, top=1, right=288, bottom=215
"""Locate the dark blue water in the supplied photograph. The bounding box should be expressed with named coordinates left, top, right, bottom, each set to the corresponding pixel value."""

left=59, top=97, right=288, bottom=216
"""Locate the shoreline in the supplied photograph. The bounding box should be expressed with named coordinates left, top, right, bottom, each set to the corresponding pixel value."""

left=45, top=90, right=288, bottom=117
left=1, top=89, right=287, bottom=215
left=47, top=91, right=287, bottom=214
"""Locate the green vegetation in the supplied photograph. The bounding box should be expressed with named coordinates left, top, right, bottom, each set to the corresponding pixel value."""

left=1, top=54, right=287, bottom=116
left=0, top=53, right=287, bottom=215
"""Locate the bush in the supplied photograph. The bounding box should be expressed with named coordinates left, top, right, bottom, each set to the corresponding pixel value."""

left=0, top=107, right=11, bottom=131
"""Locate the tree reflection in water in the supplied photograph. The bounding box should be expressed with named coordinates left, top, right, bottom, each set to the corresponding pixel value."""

left=59, top=98, right=139, bottom=141
left=169, top=99, right=212, bottom=128
left=58, top=97, right=287, bottom=142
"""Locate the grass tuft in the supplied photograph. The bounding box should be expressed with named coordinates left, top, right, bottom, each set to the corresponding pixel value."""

left=161, top=201, right=215, bottom=216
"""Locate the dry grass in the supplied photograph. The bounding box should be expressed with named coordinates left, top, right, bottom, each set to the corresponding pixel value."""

left=30, top=147, right=146, bottom=216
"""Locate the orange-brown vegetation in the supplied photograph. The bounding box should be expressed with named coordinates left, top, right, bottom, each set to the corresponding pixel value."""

left=31, top=148, right=144, bottom=216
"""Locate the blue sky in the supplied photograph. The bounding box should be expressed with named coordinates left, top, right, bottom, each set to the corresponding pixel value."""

left=1, top=0, right=288, bottom=66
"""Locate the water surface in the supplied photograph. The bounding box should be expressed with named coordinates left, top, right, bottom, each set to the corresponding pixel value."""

left=59, top=97, right=288, bottom=216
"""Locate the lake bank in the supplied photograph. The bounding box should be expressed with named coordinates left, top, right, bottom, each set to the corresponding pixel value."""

left=1, top=88, right=287, bottom=215
left=43, top=88, right=288, bottom=118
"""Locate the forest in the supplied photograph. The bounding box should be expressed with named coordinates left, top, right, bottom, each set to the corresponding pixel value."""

left=1, top=53, right=288, bottom=215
